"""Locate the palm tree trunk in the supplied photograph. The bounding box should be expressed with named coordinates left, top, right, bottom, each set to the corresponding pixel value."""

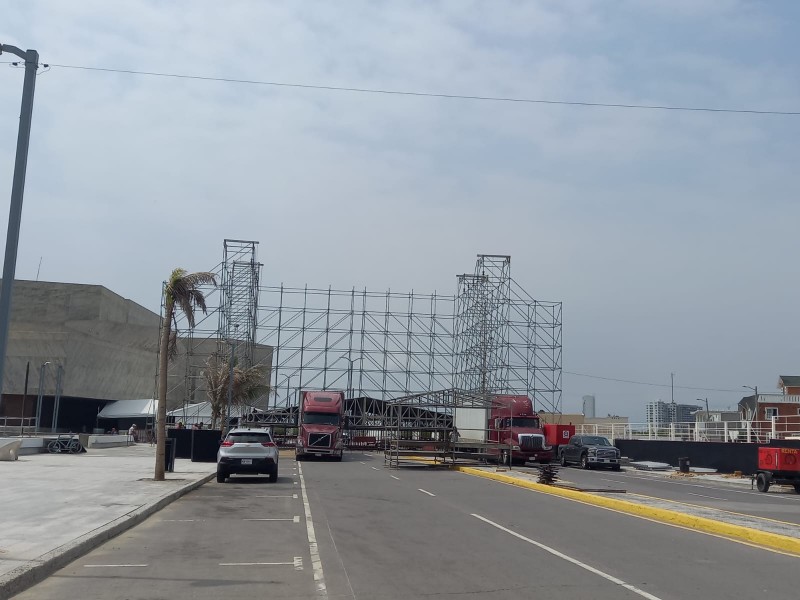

left=154, top=301, right=173, bottom=481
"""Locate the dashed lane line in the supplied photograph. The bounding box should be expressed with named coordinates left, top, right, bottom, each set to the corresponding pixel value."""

left=418, top=488, right=436, bottom=497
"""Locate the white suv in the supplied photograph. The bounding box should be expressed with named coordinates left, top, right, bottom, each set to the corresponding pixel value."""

left=217, top=427, right=279, bottom=483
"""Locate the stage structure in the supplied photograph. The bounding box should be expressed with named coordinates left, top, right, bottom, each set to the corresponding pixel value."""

left=157, top=243, right=562, bottom=429
left=259, top=253, right=562, bottom=416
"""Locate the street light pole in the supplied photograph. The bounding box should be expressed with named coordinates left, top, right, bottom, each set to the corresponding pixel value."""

left=35, top=361, right=50, bottom=431
left=0, top=44, right=39, bottom=413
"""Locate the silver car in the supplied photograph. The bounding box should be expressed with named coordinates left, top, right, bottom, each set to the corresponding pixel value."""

left=217, top=427, right=279, bottom=483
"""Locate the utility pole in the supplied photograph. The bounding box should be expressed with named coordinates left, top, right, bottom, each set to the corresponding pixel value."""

left=0, top=44, right=39, bottom=413
left=670, top=372, right=675, bottom=404
left=225, top=324, right=239, bottom=432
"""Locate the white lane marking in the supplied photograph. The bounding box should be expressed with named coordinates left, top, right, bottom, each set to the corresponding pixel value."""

left=371, top=466, right=379, bottom=471
left=161, top=519, right=202, bottom=522
left=298, top=462, right=328, bottom=597
left=472, top=514, right=664, bottom=600
left=254, top=494, right=298, bottom=499
left=687, top=492, right=727, bottom=501
left=84, top=564, right=147, bottom=568
left=243, top=516, right=300, bottom=522
left=294, top=481, right=299, bottom=485
left=418, top=488, right=436, bottom=497
left=390, top=475, right=400, bottom=480
left=359, top=462, right=366, bottom=465
left=220, top=558, right=303, bottom=569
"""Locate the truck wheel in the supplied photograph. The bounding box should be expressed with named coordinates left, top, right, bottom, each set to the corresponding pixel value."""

left=793, top=483, right=800, bottom=494
left=611, top=464, right=621, bottom=472
left=560, top=453, right=567, bottom=467
left=581, top=454, right=591, bottom=470
left=756, top=472, right=770, bottom=493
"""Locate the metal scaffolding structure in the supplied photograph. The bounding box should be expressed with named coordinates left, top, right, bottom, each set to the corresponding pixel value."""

left=454, top=254, right=562, bottom=413
left=257, top=253, right=562, bottom=415
left=218, top=240, right=261, bottom=369
left=156, top=244, right=562, bottom=430
left=259, top=286, right=456, bottom=408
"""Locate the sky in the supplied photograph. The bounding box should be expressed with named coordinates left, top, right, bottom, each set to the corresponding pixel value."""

left=2, top=0, right=799, bottom=420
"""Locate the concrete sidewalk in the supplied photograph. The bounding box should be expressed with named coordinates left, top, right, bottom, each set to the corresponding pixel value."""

left=0, top=444, right=215, bottom=599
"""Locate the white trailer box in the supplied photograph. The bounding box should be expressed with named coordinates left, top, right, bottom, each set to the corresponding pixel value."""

left=454, top=407, right=489, bottom=443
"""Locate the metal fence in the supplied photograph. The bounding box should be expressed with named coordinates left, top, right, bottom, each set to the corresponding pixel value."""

left=577, top=416, right=800, bottom=443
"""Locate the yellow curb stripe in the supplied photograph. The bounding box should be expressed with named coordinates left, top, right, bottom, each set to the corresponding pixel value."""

left=455, top=466, right=800, bottom=556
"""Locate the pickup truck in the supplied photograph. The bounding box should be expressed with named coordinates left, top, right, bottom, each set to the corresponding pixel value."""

left=559, top=434, right=621, bottom=470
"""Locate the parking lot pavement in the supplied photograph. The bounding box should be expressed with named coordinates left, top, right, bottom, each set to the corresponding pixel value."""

left=0, top=443, right=214, bottom=598
left=10, top=458, right=315, bottom=600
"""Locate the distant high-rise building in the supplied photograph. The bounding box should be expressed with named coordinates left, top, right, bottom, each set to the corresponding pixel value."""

left=647, top=400, right=703, bottom=425
left=582, top=395, right=596, bottom=418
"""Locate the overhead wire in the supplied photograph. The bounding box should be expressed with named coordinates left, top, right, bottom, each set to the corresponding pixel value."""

left=562, top=370, right=744, bottom=393
left=1, top=59, right=798, bottom=116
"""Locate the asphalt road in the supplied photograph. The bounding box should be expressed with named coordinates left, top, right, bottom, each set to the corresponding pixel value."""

left=12, top=452, right=800, bottom=600
left=546, top=464, right=800, bottom=525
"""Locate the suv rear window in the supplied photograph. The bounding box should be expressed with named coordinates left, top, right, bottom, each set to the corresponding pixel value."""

left=227, top=432, right=272, bottom=444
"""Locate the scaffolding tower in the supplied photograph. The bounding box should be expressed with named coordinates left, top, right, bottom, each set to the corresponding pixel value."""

left=218, top=239, right=261, bottom=368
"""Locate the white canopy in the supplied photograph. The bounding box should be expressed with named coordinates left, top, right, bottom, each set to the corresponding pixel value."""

left=97, top=398, right=156, bottom=419
left=167, top=402, right=260, bottom=425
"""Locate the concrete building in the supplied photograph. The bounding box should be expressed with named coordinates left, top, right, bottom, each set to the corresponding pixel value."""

left=0, top=280, right=272, bottom=432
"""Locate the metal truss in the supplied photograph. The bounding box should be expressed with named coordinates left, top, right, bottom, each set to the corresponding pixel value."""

left=453, top=254, right=562, bottom=413
left=218, top=240, right=261, bottom=368
left=259, top=286, right=456, bottom=408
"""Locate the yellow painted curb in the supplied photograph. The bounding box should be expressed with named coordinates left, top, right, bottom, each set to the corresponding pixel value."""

left=455, top=466, right=800, bottom=556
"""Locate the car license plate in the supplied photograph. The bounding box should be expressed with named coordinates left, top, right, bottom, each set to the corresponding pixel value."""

left=240, top=458, right=252, bottom=465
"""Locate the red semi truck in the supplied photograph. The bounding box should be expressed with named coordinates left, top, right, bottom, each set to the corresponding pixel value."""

left=455, top=395, right=564, bottom=465
left=296, top=390, right=345, bottom=461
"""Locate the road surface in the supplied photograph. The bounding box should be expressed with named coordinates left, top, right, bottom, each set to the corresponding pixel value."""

left=12, top=452, right=799, bottom=600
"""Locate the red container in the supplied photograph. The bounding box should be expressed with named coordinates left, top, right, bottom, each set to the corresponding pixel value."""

left=543, top=424, right=576, bottom=447
left=758, top=447, right=800, bottom=472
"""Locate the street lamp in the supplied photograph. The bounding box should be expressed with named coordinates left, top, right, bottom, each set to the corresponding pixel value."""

left=225, top=324, right=239, bottom=432
left=0, top=43, right=39, bottom=412
left=743, top=385, right=758, bottom=421
left=35, top=361, right=51, bottom=431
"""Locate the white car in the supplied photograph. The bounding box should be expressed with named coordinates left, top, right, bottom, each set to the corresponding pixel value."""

left=217, top=427, right=279, bottom=483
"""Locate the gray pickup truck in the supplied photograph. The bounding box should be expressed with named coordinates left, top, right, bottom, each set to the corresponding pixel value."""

left=559, top=434, right=621, bottom=470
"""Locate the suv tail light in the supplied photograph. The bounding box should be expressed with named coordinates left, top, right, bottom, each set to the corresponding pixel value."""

left=261, top=441, right=277, bottom=447
left=221, top=441, right=234, bottom=447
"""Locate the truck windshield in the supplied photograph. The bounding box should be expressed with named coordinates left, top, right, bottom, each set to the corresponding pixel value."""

left=303, top=413, right=340, bottom=425
left=511, top=417, right=540, bottom=428
left=583, top=436, right=611, bottom=446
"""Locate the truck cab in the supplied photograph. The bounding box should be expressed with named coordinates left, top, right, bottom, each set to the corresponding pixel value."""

left=488, top=395, right=553, bottom=465
left=296, top=391, right=345, bottom=461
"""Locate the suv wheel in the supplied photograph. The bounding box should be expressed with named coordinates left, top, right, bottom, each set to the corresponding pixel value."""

left=216, top=469, right=228, bottom=483
left=560, top=452, right=567, bottom=467
left=268, top=470, right=278, bottom=483
left=581, top=454, right=591, bottom=470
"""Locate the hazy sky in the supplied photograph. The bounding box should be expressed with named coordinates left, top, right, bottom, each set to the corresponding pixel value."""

left=2, top=1, right=799, bottom=419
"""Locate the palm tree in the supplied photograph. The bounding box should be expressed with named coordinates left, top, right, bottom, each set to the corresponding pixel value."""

left=204, top=356, right=270, bottom=430
left=155, top=268, right=216, bottom=481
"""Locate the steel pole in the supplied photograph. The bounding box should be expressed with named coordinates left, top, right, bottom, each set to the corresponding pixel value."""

left=35, top=361, right=49, bottom=430
left=225, top=341, right=236, bottom=432
left=52, top=364, right=63, bottom=431
left=20, top=360, right=29, bottom=436
left=0, top=45, right=39, bottom=412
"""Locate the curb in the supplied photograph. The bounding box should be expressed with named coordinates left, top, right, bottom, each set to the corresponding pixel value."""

left=455, top=466, right=800, bottom=556
left=0, top=472, right=215, bottom=600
